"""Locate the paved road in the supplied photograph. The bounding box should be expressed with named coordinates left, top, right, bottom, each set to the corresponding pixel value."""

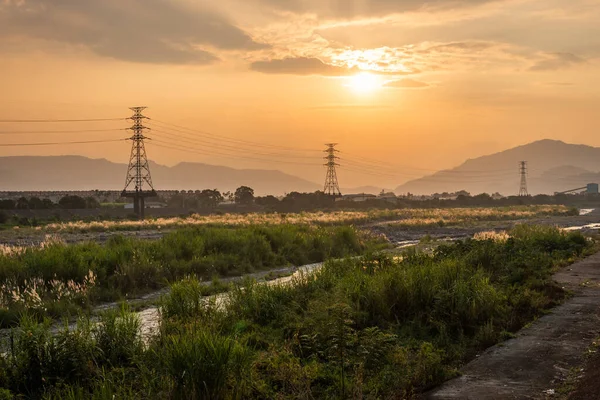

left=427, top=252, right=600, bottom=400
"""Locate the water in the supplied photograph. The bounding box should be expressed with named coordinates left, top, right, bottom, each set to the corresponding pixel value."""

left=135, top=262, right=324, bottom=341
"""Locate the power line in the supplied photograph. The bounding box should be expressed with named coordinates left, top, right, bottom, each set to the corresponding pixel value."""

left=0, top=128, right=127, bottom=135
left=340, top=158, right=517, bottom=180
left=0, top=118, right=127, bottom=123
left=0, top=139, right=127, bottom=147
left=150, top=128, right=318, bottom=160
left=341, top=151, right=516, bottom=174
left=150, top=119, right=321, bottom=153
left=148, top=139, right=317, bottom=166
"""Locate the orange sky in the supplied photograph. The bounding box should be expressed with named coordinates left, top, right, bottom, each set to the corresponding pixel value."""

left=1, top=0, right=600, bottom=188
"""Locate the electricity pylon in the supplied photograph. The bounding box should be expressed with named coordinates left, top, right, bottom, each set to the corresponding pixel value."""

left=122, top=107, right=156, bottom=218
left=324, top=143, right=341, bottom=196
left=519, top=161, right=528, bottom=196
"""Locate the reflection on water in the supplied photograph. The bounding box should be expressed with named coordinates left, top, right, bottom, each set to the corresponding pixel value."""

left=136, top=262, right=325, bottom=341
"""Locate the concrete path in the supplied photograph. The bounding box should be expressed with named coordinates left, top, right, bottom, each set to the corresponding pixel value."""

left=426, top=252, right=600, bottom=400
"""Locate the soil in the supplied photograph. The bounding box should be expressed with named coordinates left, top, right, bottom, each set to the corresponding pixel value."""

left=425, top=251, right=600, bottom=400
left=567, top=351, right=600, bottom=400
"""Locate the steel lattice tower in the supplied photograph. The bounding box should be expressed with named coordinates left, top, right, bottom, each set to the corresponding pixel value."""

left=323, top=143, right=341, bottom=196
left=519, top=161, right=528, bottom=196
left=122, top=107, right=156, bottom=218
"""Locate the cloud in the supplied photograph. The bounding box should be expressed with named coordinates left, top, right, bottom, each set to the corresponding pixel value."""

left=250, top=57, right=360, bottom=75
left=249, top=0, right=498, bottom=18
left=425, top=42, right=495, bottom=53
left=385, top=78, right=429, bottom=88
left=0, top=0, right=266, bottom=64
left=529, top=52, right=585, bottom=71
left=250, top=56, right=420, bottom=75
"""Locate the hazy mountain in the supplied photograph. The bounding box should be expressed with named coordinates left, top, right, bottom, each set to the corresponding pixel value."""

left=395, top=140, right=600, bottom=196
left=0, top=156, right=320, bottom=196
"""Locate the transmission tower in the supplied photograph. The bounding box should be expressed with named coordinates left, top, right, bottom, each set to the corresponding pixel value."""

left=519, top=161, right=528, bottom=196
left=323, top=143, right=342, bottom=196
left=122, top=107, right=156, bottom=218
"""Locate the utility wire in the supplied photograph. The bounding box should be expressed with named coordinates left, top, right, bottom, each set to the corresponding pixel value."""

left=342, top=151, right=516, bottom=174
left=150, top=119, right=321, bottom=153
left=0, top=128, right=128, bottom=135
left=148, top=139, right=317, bottom=166
left=0, top=139, right=128, bottom=147
left=0, top=118, right=127, bottom=123
left=150, top=128, right=319, bottom=161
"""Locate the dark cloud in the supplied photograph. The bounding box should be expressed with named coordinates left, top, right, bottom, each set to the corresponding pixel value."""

left=251, top=57, right=360, bottom=75
left=529, top=52, right=585, bottom=71
left=0, top=0, right=265, bottom=64
left=384, top=79, right=429, bottom=88
left=250, top=0, right=497, bottom=18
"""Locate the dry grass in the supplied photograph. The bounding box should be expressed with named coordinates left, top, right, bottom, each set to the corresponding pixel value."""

left=28, top=205, right=573, bottom=233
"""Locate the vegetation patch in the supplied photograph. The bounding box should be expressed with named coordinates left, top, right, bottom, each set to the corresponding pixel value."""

left=0, top=225, right=592, bottom=398
left=12, top=205, right=573, bottom=234
left=0, top=224, right=372, bottom=328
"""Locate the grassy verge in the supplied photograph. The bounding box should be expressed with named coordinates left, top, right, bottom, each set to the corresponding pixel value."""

left=0, top=225, right=592, bottom=399
left=0, top=224, right=376, bottom=328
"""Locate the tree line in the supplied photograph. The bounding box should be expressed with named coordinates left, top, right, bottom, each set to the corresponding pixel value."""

left=0, top=195, right=100, bottom=210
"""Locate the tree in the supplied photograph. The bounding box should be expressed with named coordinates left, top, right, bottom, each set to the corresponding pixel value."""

left=255, top=195, right=280, bottom=209
left=222, top=191, right=234, bottom=203
left=28, top=197, right=44, bottom=210
left=16, top=197, right=29, bottom=210
left=197, top=189, right=223, bottom=209
left=42, top=199, right=55, bottom=209
left=85, top=197, right=100, bottom=209
left=0, top=199, right=15, bottom=210
left=234, top=186, right=254, bottom=205
left=59, top=195, right=87, bottom=209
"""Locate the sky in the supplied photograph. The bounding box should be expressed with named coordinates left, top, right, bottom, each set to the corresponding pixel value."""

left=1, top=0, right=600, bottom=189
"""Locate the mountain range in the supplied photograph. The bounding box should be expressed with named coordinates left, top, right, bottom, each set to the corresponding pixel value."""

left=395, top=139, right=600, bottom=195
left=0, top=156, right=320, bottom=196
left=3, top=140, right=600, bottom=196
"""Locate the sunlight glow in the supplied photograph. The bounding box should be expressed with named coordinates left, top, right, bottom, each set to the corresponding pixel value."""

left=346, top=72, right=382, bottom=93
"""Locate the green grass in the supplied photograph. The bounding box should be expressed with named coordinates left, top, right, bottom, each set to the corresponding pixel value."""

left=0, top=224, right=375, bottom=328
left=0, top=225, right=592, bottom=399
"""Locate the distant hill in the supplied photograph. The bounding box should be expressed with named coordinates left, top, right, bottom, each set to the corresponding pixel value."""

left=0, top=156, right=320, bottom=196
left=396, top=140, right=600, bottom=195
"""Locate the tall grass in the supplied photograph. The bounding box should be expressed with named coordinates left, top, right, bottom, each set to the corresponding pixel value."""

left=0, top=224, right=370, bottom=327
left=0, top=225, right=592, bottom=398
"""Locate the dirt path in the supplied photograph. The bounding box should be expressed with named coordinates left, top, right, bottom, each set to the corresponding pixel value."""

left=426, top=252, right=600, bottom=400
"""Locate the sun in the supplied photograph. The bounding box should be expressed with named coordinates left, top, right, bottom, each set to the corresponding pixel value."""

left=346, top=72, right=382, bottom=93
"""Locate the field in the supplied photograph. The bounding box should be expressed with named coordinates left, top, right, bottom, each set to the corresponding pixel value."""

left=4, top=205, right=575, bottom=234
left=0, top=205, right=595, bottom=399
left=0, top=224, right=592, bottom=399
